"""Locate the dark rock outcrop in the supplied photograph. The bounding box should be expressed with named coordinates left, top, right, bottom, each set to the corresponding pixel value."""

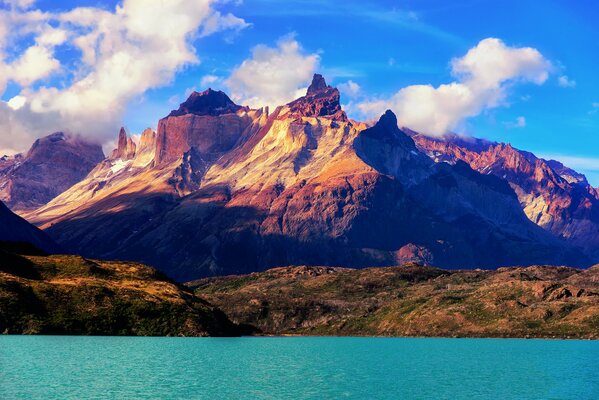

left=168, top=89, right=245, bottom=117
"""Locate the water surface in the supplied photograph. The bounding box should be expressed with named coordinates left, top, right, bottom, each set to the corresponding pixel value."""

left=1, top=336, right=598, bottom=399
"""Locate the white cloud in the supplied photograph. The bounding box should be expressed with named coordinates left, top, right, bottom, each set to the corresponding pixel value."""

left=558, top=75, right=576, bottom=88
left=338, top=80, right=361, bottom=98
left=200, top=74, right=221, bottom=88
left=226, top=36, right=320, bottom=108
left=8, top=45, right=60, bottom=86
left=0, top=0, right=249, bottom=153
left=6, top=95, right=26, bottom=110
left=199, top=11, right=250, bottom=37
left=354, top=38, right=552, bottom=136
left=504, top=116, right=526, bottom=129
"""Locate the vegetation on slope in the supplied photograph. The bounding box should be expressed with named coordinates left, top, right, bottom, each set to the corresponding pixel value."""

left=191, top=264, right=599, bottom=339
left=0, top=251, right=240, bottom=336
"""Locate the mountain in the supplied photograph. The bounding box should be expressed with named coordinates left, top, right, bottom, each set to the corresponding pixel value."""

left=0, top=132, right=104, bottom=212
left=412, top=134, right=599, bottom=259
left=0, top=251, right=242, bottom=336
left=0, top=201, right=60, bottom=254
left=191, top=264, right=599, bottom=339
left=26, top=75, right=588, bottom=281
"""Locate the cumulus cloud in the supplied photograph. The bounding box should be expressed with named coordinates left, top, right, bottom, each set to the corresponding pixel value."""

left=338, top=80, right=361, bottom=98
left=558, top=75, right=576, bottom=88
left=199, top=11, right=250, bottom=37
left=354, top=38, right=552, bottom=136
left=225, top=36, right=320, bottom=108
left=0, top=0, right=249, bottom=154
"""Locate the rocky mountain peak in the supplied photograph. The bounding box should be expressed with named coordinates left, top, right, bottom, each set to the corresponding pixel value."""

left=46, top=132, right=66, bottom=142
left=111, top=127, right=135, bottom=160
left=306, top=73, right=328, bottom=95
left=168, top=89, right=243, bottom=117
left=0, top=132, right=104, bottom=211
left=377, top=109, right=399, bottom=130
left=359, top=110, right=415, bottom=149
left=138, top=128, right=156, bottom=151
left=286, top=73, right=346, bottom=120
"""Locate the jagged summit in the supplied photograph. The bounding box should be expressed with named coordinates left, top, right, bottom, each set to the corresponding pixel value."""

left=358, top=109, right=416, bottom=150
left=286, top=73, right=347, bottom=121
left=377, top=109, right=399, bottom=129
left=306, top=73, right=328, bottom=95
left=110, top=127, right=136, bottom=160
left=168, top=88, right=244, bottom=117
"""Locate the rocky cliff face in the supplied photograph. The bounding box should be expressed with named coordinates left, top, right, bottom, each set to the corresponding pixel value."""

left=0, top=132, right=104, bottom=212
left=154, top=89, right=262, bottom=167
left=25, top=75, right=590, bottom=281
left=413, top=134, right=599, bottom=259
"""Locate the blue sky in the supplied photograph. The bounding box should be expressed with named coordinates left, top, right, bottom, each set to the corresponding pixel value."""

left=2, top=0, right=599, bottom=183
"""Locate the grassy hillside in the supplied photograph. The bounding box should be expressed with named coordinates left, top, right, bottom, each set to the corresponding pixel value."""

left=0, top=251, right=240, bottom=336
left=191, top=264, right=599, bottom=339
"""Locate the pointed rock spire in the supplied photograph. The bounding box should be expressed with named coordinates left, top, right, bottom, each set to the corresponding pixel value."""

left=117, top=127, right=127, bottom=153
left=377, top=110, right=399, bottom=130
left=111, top=127, right=136, bottom=160
left=138, top=128, right=156, bottom=153
left=357, top=110, right=418, bottom=150
left=286, top=73, right=346, bottom=121
left=307, top=74, right=328, bottom=95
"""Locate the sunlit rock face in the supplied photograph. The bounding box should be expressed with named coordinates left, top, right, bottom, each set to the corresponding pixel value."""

left=0, top=132, right=104, bottom=212
left=25, top=75, right=590, bottom=281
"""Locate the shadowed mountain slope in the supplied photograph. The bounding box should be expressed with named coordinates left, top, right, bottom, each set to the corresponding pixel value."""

left=413, top=133, right=599, bottom=259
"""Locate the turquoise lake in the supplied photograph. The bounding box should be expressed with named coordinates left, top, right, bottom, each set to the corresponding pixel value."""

left=1, top=336, right=598, bottom=399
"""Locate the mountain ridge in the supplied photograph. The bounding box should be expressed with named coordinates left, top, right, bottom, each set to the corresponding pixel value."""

left=21, top=74, right=593, bottom=281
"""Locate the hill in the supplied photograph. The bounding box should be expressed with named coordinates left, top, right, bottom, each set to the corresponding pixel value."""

left=192, top=264, right=599, bottom=339
left=0, top=251, right=241, bottom=336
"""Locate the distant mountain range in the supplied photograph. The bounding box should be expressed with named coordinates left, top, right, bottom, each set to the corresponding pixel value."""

left=6, top=74, right=597, bottom=281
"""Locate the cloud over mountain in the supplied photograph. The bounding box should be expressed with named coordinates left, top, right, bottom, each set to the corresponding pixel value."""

left=226, top=35, right=320, bottom=109
left=353, top=38, right=552, bottom=136
left=0, top=0, right=249, bottom=155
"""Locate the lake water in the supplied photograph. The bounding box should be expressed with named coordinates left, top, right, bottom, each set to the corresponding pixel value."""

left=1, top=336, right=598, bottom=399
